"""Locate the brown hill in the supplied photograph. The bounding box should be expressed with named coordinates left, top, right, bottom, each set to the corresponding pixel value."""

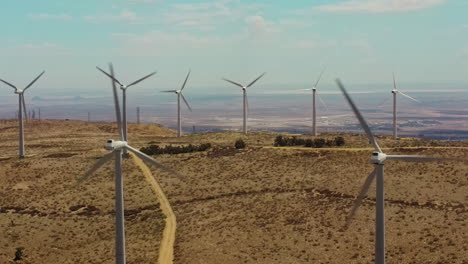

left=0, top=119, right=467, bottom=263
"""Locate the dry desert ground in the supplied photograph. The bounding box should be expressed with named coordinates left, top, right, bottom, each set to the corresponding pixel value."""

left=0, top=119, right=467, bottom=264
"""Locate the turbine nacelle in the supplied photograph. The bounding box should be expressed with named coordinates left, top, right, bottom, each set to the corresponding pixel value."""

left=370, top=152, right=387, bottom=164
left=391, top=89, right=397, bottom=94
left=105, top=139, right=128, bottom=151
left=15, top=89, right=24, bottom=94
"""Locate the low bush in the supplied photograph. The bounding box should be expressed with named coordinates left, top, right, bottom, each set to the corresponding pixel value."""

left=335, top=136, right=345, bottom=146
left=234, top=139, right=246, bottom=149
left=273, top=135, right=346, bottom=148
left=140, top=143, right=211, bottom=155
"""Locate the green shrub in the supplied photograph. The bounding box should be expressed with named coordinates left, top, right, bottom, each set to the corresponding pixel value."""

left=13, top=247, right=24, bottom=262
left=335, top=136, right=345, bottom=146
left=140, top=143, right=211, bottom=155
left=274, top=135, right=286, bottom=146
left=304, top=139, right=314, bottom=147
left=313, top=138, right=326, bottom=148
left=234, top=139, right=246, bottom=149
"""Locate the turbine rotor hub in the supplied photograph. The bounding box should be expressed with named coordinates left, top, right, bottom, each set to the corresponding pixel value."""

left=370, top=152, right=387, bottom=164
left=105, top=139, right=128, bottom=150
left=15, top=90, right=23, bottom=94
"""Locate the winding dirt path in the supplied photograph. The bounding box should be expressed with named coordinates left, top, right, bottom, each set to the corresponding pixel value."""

left=130, top=153, right=176, bottom=264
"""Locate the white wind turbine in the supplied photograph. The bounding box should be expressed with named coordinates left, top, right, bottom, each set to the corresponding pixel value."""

left=222, top=73, right=266, bottom=135
left=161, top=70, right=192, bottom=137
left=79, top=63, right=180, bottom=264
left=96, top=66, right=157, bottom=142
left=336, top=79, right=464, bottom=264
left=391, top=73, right=420, bottom=140
left=303, top=68, right=327, bottom=136
left=0, top=71, right=45, bottom=158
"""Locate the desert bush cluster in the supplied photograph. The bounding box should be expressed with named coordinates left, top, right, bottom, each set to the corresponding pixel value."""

left=274, top=135, right=345, bottom=148
left=234, top=139, right=246, bottom=149
left=140, top=143, right=211, bottom=155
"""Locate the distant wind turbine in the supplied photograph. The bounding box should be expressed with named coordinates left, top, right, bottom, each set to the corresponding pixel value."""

left=391, top=73, right=420, bottom=140
left=222, top=72, right=266, bottom=135
left=303, top=68, right=327, bottom=136
left=96, top=66, right=156, bottom=142
left=161, top=70, right=192, bottom=137
left=79, top=63, right=180, bottom=264
left=336, top=79, right=464, bottom=264
left=0, top=71, right=45, bottom=158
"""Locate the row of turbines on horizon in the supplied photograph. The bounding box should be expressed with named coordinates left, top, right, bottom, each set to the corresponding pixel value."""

left=1, top=64, right=443, bottom=264
left=2, top=66, right=422, bottom=158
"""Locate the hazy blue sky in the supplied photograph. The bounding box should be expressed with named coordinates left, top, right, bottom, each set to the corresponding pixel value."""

left=1, top=0, right=468, bottom=93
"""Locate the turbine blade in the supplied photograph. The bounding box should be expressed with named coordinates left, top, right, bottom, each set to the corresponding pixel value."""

left=24, top=71, right=45, bottom=91
left=222, top=78, right=244, bottom=88
left=398, top=91, right=420, bottom=103
left=247, top=72, right=266, bottom=88
left=109, top=63, right=124, bottom=141
left=161, top=90, right=178, bottom=93
left=0, top=78, right=17, bottom=90
left=77, top=152, right=114, bottom=184
left=301, top=88, right=313, bottom=91
left=180, top=70, right=191, bottom=91
left=386, top=155, right=467, bottom=163
left=96, top=66, right=123, bottom=87
left=180, top=93, right=192, bottom=112
left=393, top=72, right=397, bottom=90
left=343, top=168, right=377, bottom=230
left=376, top=96, right=390, bottom=108
left=127, top=71, right=157, bottom=88
left=125, top=146, right=185, bottom=180
left=21, top=94, right=28, bottom=120
left=317, top=92, right=329, bottom=112
left=336, top=79, right=382, bottom=153
left=314, top=67, right=326, bottom=88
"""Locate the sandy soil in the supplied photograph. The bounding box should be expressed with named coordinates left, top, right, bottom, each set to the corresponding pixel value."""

left=0, top=119, right=467, bottom=263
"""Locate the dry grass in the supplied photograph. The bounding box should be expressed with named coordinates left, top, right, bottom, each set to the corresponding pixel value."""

left=0, top=119, right=467, bottom=263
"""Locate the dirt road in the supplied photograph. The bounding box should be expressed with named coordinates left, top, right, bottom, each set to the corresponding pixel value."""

left=131, top=153, right=176, bottom=264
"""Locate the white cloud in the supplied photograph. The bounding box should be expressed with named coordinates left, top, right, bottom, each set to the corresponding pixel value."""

left=128, top=0, right=158, bottom=3
left=317, top=0, right=446, bottom=13
left=0, top=42, right=72, bottom=56
left=28, top=13, right=72, bottom=21
left=245, top=15, right=280, bottom=35
left=296, top=40, right=337, bottom=49
left=84, top=9, right=140, bottom=24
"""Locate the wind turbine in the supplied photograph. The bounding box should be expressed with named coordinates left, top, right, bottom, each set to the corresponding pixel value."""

left=303, top=68, right=326, bottom=136
left=222, top=72, right=266, bottom=134
left=161, top=70, right=192, bottom=137
left=0, top=71, right=45, bottom=158
left=96, top=66, right=156, bottom=142
left=336, top=79, right=464, bottom=264
left=79, top=63, right=179, bottom=264
left=391, top=73, right=420, bottom=140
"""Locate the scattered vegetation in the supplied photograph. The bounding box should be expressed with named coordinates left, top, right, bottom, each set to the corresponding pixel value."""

left=140, top=143, right=211, bottom=155
left=274, top=135, right=345, bottom=148
left=13, top=247, right=24, bottom=262
left=234, top=139, right=246, bottom=149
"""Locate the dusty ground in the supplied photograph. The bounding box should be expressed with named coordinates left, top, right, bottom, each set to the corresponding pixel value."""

left=0, top=119, right=467, bottom=263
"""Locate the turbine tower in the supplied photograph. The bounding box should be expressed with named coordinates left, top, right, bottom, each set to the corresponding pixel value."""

left=96, top=66, right=156, bottom=142
left=161, top=70, right=192, bottom=137
left=303, top=68, right=326, bottom=136
left=391, top=73, right=420, bottom=140
left=336, top=79, right=463, bottom=264
left=0, top=71, right=45, bottom=158
left=222, top=73, right=266, bottom=135
left=80, top=63, right=179, bottom=264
